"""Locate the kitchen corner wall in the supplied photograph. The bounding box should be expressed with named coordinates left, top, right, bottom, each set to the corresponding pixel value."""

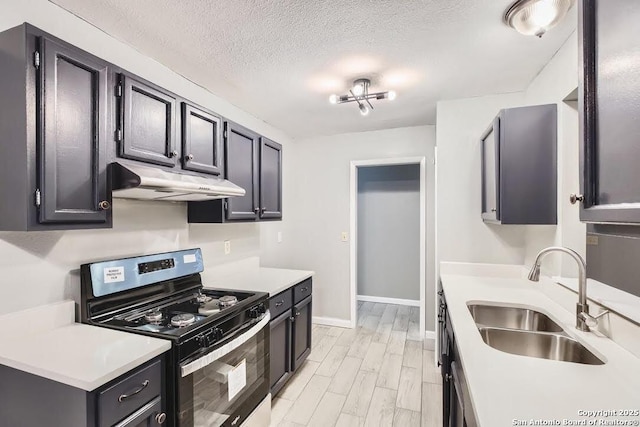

left=0, top=0, right=293, bottom=315
left=522, top=31, right=585, bottom=278
left=436, top=92, right=527, bottom=267
left=272, top=126, right=436, bottom=329
left=436, top=31, right=584, bottom=279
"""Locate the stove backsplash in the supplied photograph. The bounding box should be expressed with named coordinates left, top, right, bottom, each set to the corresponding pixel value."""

left=0, top=199, right=260, bottom=316
left=586, top=223, right=640, bottom=298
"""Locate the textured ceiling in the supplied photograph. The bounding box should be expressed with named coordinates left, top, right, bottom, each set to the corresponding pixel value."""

left=49, top=0, right=576, bottom=138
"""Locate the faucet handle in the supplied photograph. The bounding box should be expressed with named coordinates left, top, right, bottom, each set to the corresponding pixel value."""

left=579, top=310, right=610, bottom=328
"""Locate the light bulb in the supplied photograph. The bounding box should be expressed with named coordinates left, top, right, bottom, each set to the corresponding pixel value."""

left=352, top=83, right=365, bottom=97
left=387, top=90, right=397, bottom=101
left=329, top=94, right=339, bottom=104
left=530, top=0, right=557, bottom=29
left=359, top=103, right=369, bottom=116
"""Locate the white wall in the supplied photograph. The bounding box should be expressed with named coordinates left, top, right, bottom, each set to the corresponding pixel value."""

left=0, top=200, right=262, bottom=315
left=279, top=126, right=436, bottom=328
left=436, top=32, right=583, bottom=280
left=436, top=92, right=528, bottom=267
left=0, top=0, right=293, bottom=315
left=522, top=31, right=585, bottom=277
left=357, top=165, right=420, bottom=301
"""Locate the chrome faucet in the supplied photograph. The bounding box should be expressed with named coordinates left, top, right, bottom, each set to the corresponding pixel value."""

left=528, top=246, right=608, bottom=332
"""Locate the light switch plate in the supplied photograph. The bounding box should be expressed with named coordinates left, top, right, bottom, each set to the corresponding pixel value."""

left=224, top=240, right=231, bottom=255
left=277, top=231, right=283, bottom=243
left=341, top=232, right=349, bottom=242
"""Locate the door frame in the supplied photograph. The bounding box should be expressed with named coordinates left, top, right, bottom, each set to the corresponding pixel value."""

left=349, top=157, right=427, bottom=338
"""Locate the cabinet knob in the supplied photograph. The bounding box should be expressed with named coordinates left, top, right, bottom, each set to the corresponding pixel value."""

left=98, top=200, right=111, bottom=210
left=295, top=311, right=301, bottom=317
left=169, top=150, right=178, bottom=158
left=155, top=412, right=167, bottom=424
left=569, top=193, right=584, bottom=205
left=254, top=207, right=260, bottom=214
left=186, top=154, right=194, bottom=161
left=445, top=373, right=452, bottom=382
left=491, top=208, right=496, bottom=212
left=261, top=207, right=267, bottom=213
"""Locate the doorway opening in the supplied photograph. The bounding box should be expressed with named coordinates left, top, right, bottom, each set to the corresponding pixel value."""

left=350, top=157, right=426, bottom=338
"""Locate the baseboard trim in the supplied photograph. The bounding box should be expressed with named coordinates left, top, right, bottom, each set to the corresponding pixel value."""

left=312, top=316, right=353, bottom=329
left=424, top=330, right=436, bottom=350
left=357, top=295, right=420, bottom=307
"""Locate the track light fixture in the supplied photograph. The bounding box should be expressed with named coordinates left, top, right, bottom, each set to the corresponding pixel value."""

left=329, top=78, right=396, bottom=117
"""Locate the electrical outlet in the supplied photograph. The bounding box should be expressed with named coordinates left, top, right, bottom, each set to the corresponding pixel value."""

left=341, top=232, right=349, bottom=242
left=277, top=231, right=283, bottom=243
left=224, top=240, right=231, bottom=255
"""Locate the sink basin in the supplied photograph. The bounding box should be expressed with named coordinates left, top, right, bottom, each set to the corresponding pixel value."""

left=468, top=304, right=563, bottom=333
left=478, top=327, right=604, bottom=365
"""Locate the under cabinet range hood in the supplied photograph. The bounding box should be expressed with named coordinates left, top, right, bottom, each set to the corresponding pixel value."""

left=110, top=162, right=245, bottom=201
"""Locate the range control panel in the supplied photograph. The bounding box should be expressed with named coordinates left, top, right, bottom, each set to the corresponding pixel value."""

left=87, top=248, right=204, bottom=298
left=138, top=258, right=175, bottom=274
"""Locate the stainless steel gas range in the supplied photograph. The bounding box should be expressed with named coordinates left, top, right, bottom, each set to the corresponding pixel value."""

left=80, top=248, right=270, bottom=427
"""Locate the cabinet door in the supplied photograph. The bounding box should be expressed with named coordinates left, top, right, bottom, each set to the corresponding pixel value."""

left=259, top=137, right=282, bottom=219
left=111, top=397, right=165, bottom=427
left=480, top=118, right=499, bottom=222
left=269, top=310, right=292, bottom=396
left=449, top=363, right=464, bottom=427
left=291, top=296, right=312, bottom=371
left=579, top=0, right=640, bottom=223
left=37, top=37, right=109, bottom=224
left=181, top=102, right=222, bottom=175
left=118, top=74, right=177, bottom=167
left=225, top=122, right=259, bottom=220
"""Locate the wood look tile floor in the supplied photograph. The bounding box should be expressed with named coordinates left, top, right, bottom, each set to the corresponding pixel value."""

left=271, top=302, right=443, bottom=427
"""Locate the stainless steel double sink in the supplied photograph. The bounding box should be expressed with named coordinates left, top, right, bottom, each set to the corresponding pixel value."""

left=467, top=304, right=604, bottom=365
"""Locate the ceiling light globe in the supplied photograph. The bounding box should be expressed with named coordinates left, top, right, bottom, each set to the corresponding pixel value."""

left=359, top=104, right=369, bottom=116
left=352, top=83, right=365, bottom=97
left=505, top=0, right=574, bottom=37
left=387, top=90, right=397, bottom=101
left=329, top=94, right=339, bottom=104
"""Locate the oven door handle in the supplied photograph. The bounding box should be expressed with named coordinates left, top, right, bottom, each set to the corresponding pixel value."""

left=180, top=311, right=270, bottom=378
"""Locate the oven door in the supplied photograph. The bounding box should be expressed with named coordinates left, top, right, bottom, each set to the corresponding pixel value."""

left=178, top=313, right=270, bottom=427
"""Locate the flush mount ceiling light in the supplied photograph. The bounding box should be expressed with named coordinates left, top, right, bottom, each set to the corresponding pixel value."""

left=329, top=78, right=396, bottom=117
left=505, top=0, right=574, bottom=37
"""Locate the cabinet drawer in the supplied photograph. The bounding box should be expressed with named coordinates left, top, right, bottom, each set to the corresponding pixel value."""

left=98, top=359, right=162, bottom=427
left=269, top=289, right=292, bottom=319
left=293, top=279, right=312, bottom=304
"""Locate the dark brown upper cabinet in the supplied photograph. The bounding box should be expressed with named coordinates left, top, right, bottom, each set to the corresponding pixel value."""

left=187, top=122, right=283, bottom=223
left=480, top=104, right=557, bottom=225
left=38, top=38, right=110, bottom=225
left=0, top=24, right=112, bottom=230
left=116, top=73, right=178, bottom=168
left=259, top=138, right=283, bottom=220
left=578, top=0, right=640, bottom=223
left=225, top=122, right=260, bottom=220
left=181, top=102, right=222, bottom=176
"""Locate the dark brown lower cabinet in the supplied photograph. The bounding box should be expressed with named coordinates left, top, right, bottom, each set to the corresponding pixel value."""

left=292, top=296, right=312, bottom=370
left=270, top=310, right=293, bottom=396
left=439, top=290, right=476, bottom=427
left=0, top=355, right=166, bottom=427
left=269, top=278, right=313, bottom=396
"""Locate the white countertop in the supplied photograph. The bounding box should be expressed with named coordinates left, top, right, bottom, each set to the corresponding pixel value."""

left=0, top=301, right=171, bottom=391
left=203, top=258, right=314, bottom=296
left=440, top=263, right=640, bottom=426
